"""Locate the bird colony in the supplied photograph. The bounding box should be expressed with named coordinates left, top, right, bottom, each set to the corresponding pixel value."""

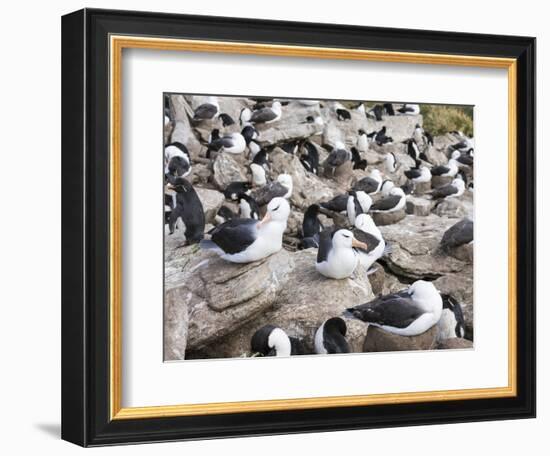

left=163, top=94, right=474, bottom=361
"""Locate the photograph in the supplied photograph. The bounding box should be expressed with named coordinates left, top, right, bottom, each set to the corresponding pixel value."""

left=163, top=94, right=475, bottom=361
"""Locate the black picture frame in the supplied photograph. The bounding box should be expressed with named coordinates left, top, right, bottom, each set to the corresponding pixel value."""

left=62, top=8, right=536, bottom=447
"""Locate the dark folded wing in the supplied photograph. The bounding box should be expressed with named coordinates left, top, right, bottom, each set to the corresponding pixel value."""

left=371, top=194, right=402, bottom=211
left=320, top=194, right=348, bottom=212
left=353, top=177, right=379, bottom=194
left=352, top=229, right=381, bottom=254
left=250, top=107, right=277, bottom=123
left=316, top=229, right=334, bottom=263
left=441, top=218, right=473, bottom=249
left=430, top=165, right=450, bottom=176
left=327, top=149, right=348, bottom=167
left=432, top=184, right=458, bottom=199
left=194, top=103, right=218, bottom=119
left=210, top=218, right=258, bottom=254
left=350, top=296, right=424, bottom=328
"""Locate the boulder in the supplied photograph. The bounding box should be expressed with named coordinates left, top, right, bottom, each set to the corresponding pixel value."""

left=212, top=153, right=248, bottom=190
left=379, top=214, right=469, bottom=280
left=372, top=209, right=407, bottom=226
left=164, top=287, right=189, bottom=360
left=269, top=148, right=336, bottom=210
left=412, top=181, right=432, bottom=195
left=423, top=144, right=449, bottom=166
left=363, top=325, right=438, bottom=352
left=367, top=265, right=405, bottom=296
left=195, top=187, right=225, bottom=223
left=437, top=338, right=474, bottom=350
left=406, top=196, right=433, bottom=216
left=432, top=197, right=473, bottom=219
left=184, top=249, right=375, bottom=359
left=169, top=95, right=203, bottom=157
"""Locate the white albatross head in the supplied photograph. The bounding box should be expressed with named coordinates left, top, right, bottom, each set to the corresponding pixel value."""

left=354, top=213, right=377, bottom=233
left=332, top=229, right=368, bottom=251
left=408, top=280, right=441, bottom=307
left=258, top=197, right=290, bottom=228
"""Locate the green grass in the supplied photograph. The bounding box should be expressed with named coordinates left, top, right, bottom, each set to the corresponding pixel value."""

left=420, top=104, right=474, bottom=137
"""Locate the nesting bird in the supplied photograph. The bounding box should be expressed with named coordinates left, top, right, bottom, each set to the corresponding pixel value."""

left=316, top=229, right=369, bottom=279
left=431, top=177, right=465, bottom=200
left=346, top=191, right=372, bottom=225
left=200, top=197, right=290, bottom=263
left=352, top=214, right=386, bottom=271
left=193, top=96, right=219, bottom=121
left=250, top=325, right=305, bottom=357
left=370, top=187, right=406, bottom=212
left=207, top=131, right=246, bottom=154
left=440, top=218, right=473, bottom=253
left=345, top=280, right=443, bottom=336
left=249, top=101, right=282, bottom=124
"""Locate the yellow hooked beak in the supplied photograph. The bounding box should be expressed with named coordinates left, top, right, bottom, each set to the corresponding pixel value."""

left=257, top=212, right=271, bottom=228
left=352, top=237, right=368, bottom=250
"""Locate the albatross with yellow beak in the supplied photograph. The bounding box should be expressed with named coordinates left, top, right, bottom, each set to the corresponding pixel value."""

left=315, top=228, right=369, bottom=279
left=200, top=197, right=290, bottom=263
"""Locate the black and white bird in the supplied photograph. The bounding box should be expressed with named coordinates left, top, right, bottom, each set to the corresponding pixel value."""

left=397, top=103, right=420, bottom=115
left=404, top=160, right=432, bottom=183
left=412, top=123, right=425, bottom=146
left=375, top=126, right=393, bottom=146
left=345, top=280, right=443, bottom=336
left=251, top=174, right=293, bottom=206
left=383, top=103, right=395, bottom=116
left=164, top=142, right=191, bottom=177
left=431, top=177, right=465, bottom=200
left=193, top=96, right=220, bottom=121
left=250, top=325, right=305, bottom=357
left=404, top=138, right=421, bottom=161
left=335, top=103, right=352, bottom=121
left=347, top=191, right=372, bottom=225
left=320, top=194, right=349, bottom=213
left=249, top=101, right=282, bottom=124
left=430, top=158, right=459, bottom=177
left=302, top=204, right=323, bottom=239
left=370, top=187, right=406, bottom=213
left=351, top=147, right=367, bottom=170
left=451, top=149, right=474, bottom=166
left=200, top=197, right=290, bottom=263
left=380, top=179, right=395, bottom=196
left=238, top=193, right=261, bottom=220
left=325, top=141, right=352, bottom=175
left=251, top=147, right=269, bottom=170
left=440, top=218, right=473, bottom=253
left=214, top=206, right=237, bottom=225
left=314, top=317, right=351, bottom=354
left=241, top=125, right=259, bottom=145
left=369, top=104, right=384, bottom=121
left=316, top=229, right=369, bottom=279
left=248, top=140, right=262, bottom=159
left=249, top=163, right=267, bottom=187
left=353, top=169, right=383, bottom=194
left=165, top=178, right=205, bottom=244
left=449, top=131, right=474, bottom=155
left=384, top=151, right=397, bottom=173
left=352, top=213, right=386, bottom=271
left=437, top=294, right=466, bottom=341
left=357, top=129, right=369, bottom=153
left=218, top=113, right=235, bottom=127
left=207, top=131, right=246, bottom=154
left=223, top=181, right=252, bottom=201
left=300, top=141, right=320, bottom=175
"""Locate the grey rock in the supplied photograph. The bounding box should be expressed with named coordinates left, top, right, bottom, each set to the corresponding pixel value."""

left=406, top=196, right=433, bottom=216
left=164, top=287, right=189, bottom=361
left=195, top=187, right=225, bottom=224
left=212, top=153, right=248, bottom=190
left=363, top=325, right=438, bottom=352
left=432, top=197, right=474, bottom=219
left=380, top=214, right=468, bottom=280
left=372, top=209, right=407, bottom=226
left=169, top=95, right=203, bottom=157
left=431, top=176, right=454, bottom=188
left=437, top=338, right=474, bottom=349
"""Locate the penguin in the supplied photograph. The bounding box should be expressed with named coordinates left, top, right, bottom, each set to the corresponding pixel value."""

left=347, top=191, right=372, bottom=225
left=165, top=177, right=205, bottom=244
left=397, top=103, right=420, bottom=115
left=325, top=142, right=352, bottom=176
left=336, top=108, right=352, bottom=121
left=248, top=140, right=262, bottom=159
left=241, top=125, right=259, bottom=145
left=223, top=181, right=252, bottom=201
left=357, top=129, right=369, bottom=153
left=214, top=205, right=236, bottom=225
left=375, top=126, right=393, bottom=145
left=218, top=113, right=235, bottom=127
left=252, top=147, right=269, bottom=170
left=238, top=193, right=260, bottom=219
left=404, top=138, right=421, bottom=161
left=164, top=142, right=191, bottom=177
left=250, top=325, right=305, bottom=357
left=299, top=141, right=320, bottom=175
left=249, top=163, right=267, bottom=187
left=302, top=204, right=323, bottom=239
left=436, top=294, right=466, bottom=341
left=370, top=104, right=384, bottom=121
left=350, top=147, right=367, bottom=170
left=383, top=103, right=395, bottom=116
left=385, top=151, right=397, bottom=173
left=314, top=317, right=351, bottom=354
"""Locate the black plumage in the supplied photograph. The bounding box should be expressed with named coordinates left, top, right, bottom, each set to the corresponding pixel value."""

left=404, top=139, right=420, bottom=161
left=193, top=102, right=218, bottom=120
left=316, top=228, right=336, bottom=263
left=238, top=193, right=260, bottom=220
left=223, top=181, right=251, bottom=200
left=375, top=126, right=392, bottom=145
left=430, top=164, right=452, bottom=176
left=346, top=290, right=423, bottom=328
left=250, top=105, right=278, bottom=123
left=371, top=104, right=384, bottom=121
left=167, top=178, right=205, bottom=244
left=440, top=218, right=473, bottom=252
left=209, top=218, right=258, bottom=254
left=299, top=141, right=320, bottom=175
left=371, top=194, right=402, bottom=211
left=326, top=148, right=351, bottom=168
left=302, top=204, right=323, bottom=238
left=431, top=183, right=460, bottom=199
left=336, top=108, right=351, bottom=121
left=218, top=113, right=235, bottom=127
left=252, top=148, right=269, bottom=169
left=353, top=177, right=380, bottom=194
left=383, top=103, right=395, bottom=116
left=321, top=318, right=350, bottom=354
left=351, top=147, right=367, bottom=170
left=320, top=194, right=349, bottom=212
left=241, top=125, right=258, bottom=145
left=441, top=294, right=465, bottom=337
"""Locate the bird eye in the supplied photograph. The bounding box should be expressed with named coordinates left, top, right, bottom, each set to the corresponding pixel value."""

left=342, top=234, right=350, bottom=238
left=273, top=205, right=280, bottom=211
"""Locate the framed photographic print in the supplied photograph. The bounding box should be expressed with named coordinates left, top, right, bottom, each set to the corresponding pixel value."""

left=61, top=8, right=536, bottom=447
